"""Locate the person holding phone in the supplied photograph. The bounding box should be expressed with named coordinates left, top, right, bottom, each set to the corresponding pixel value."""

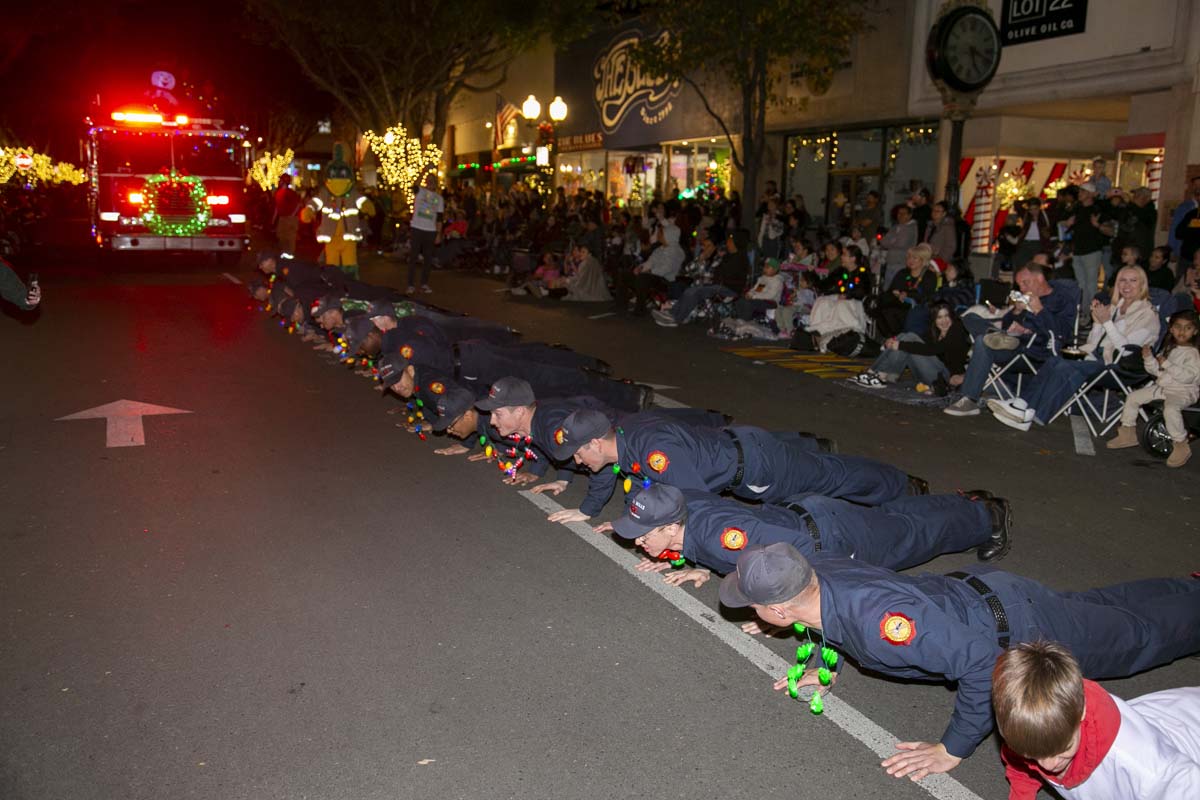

left=0, top=256, right=39, bottom=310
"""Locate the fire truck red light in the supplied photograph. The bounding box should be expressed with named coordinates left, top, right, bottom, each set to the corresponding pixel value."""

left=128, top=192, right=144, bottom=204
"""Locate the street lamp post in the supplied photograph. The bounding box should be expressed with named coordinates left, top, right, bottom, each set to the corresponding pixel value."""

left=521, top=94, right=568, bottom=195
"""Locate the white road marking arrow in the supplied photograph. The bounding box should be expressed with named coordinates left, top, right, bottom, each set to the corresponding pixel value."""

left=56, top=400, right=192, bottom=448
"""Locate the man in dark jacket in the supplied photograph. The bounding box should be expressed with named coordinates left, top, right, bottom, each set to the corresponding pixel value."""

left=653, top=230, right=749, bottom=327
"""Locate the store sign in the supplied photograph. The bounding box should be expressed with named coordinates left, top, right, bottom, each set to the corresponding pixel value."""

left=1000, top=0, right=1087, bottom=46
left=559, top=132, right=605, bottom=153
left=592, top=30, right=681, bottom=134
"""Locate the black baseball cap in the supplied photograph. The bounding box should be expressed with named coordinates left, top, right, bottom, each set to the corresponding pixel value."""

left=268, top=283, right=289, bottom=310
left=313, top=294, right=343, bottom=317
left=432, top=383, right=476, bottom=431
left=376, top=354, right=408, bottom=388
left=612, top=484, right=686, bottom=539
left=546, top=409, right=613, bottom=460
left=256, top=249, right=279, bottom=266
left=340, top=316, right=376, bottom=355
left=719, top=542, right=815, bottom=608
left=476, top=376, right=536, bottom=411
left=367, top=298, right=397, bottom=320
left=277, top=296, right=300, bottom=321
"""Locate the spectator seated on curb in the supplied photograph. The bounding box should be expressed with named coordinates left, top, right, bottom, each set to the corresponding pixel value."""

left=987, top=265, right=1160, bottom=432
left=652, top=230, right=749, bottom=328
left=852, top=302, right=969, bottom=393
left=872, top=244, right=939, bottom=339
left=562, top=243, right=612, bottom=303
left=733, top=258, right=784, bottom=320
left=944, top=262, right=1078, bottom=417
left=775, top=270, right=820, bottom=340
left=1108, top=309, right=1200, bottom=467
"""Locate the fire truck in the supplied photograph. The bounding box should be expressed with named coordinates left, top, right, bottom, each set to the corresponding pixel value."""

left=86, top=105, right=249, bottom=261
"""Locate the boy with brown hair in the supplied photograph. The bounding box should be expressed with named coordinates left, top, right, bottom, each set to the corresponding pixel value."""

left=992, top=641, right=1200, bottom=799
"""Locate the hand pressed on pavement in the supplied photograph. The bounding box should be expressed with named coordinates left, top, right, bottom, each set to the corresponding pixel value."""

left=881, top=742, right=962, bottom=782
left=547, top=508, right=588, bottom=524
left=530, top=480, right=568, bottom=496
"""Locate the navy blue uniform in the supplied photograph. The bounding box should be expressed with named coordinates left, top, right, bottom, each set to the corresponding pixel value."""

left=444, top=341, right=643, bottom=413
left=616, top=416, right=907, bottom=505
left=679, top=491, right=991, bottom=574
left=808, top=557, right=1200, bottom=758
left=530, top=404, right=727, bottom=517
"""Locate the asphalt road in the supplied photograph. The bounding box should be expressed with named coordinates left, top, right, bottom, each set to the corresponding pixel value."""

left=2, top=247, right=1197, bottom=800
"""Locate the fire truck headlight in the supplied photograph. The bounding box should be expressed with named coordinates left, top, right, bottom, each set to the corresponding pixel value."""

left=229, top=214, right=246, bottom=223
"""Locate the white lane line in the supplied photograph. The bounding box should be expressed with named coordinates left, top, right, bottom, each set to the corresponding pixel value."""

left=1070, top=416, right=1096, bottom=456
left=587, top=312, right=616, bottom=320
left=519, top=489, right=984, bottom=800
left=641, top=383, right=680, bottom=390
left=221, top=272, right=241, bottom=284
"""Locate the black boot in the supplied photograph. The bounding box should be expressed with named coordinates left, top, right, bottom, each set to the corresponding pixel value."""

left=977, top=497, right=1012, bottom=562
left=959, top=488, right=994, bottom=502
left=796, top=431, right=839, bottom=454
left=634, top=384, right=655, bottom=410
left=907, top=474, right=930, bottom=495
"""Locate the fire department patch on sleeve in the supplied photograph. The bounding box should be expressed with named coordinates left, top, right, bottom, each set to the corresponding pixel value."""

left=720, top=527, right=747, bottom=551
left=400, top=344, right=414, bottom=360
left=553, top=427, right=566, bottom=445
left=880, top=612, right=916, bottom=646
left=646, top=450, right=669, bottom=472
left=430, top=381, right=445, bottom=395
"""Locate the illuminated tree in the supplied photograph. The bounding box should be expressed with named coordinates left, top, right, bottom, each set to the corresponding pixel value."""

left=249, top=149, right=296, bottom=191
left=363, top=125, right=442, bottom=210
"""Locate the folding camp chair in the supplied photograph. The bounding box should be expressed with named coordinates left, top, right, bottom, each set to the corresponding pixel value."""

left=1047, top=290, right=1178, bottom=437
left=981, top=279, right=1082, bottom=401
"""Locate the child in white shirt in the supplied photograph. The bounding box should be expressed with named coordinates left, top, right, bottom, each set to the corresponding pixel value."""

left=1108, top=310, right=1200, bottom=467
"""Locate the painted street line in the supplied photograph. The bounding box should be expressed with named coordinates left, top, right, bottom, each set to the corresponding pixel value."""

left=221, top=272, right=241, bottom=284
left=57, top=399, right=192, bottom=448
left=1070, top=415, right=1096, bottom=456
left=587, top=312, right=617, bottom=320
left=519, top=490, right=984, bottom=800
left=641, top=383, right=680, bottom=390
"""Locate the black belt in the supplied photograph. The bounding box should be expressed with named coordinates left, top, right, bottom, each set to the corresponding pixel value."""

left=947, top=571, right=1011, bottom=649
left=784, top=504, right=822, bottom=551
left=723, top=429, right=745, bottom=489
left=452, top=342, right=462, bottom=380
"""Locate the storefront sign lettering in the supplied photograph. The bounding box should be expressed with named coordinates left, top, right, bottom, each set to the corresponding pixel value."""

left=1001, top=0, right=1087, bottom=46
left=559, top=132, right=606, bottom=152
left=592, top=31, right=681, bottom=134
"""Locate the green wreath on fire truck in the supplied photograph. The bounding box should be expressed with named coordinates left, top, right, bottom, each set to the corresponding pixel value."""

left=140, top=169, right=211, bottom=236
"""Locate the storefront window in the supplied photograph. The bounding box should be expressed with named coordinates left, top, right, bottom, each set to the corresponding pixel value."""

left=557, top=150, right=608, bottom=196
left=603, top=152, right=660, bottom=209
left=786, top=124, right=938, bottom=237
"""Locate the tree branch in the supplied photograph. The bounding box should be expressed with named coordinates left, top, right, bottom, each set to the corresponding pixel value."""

left=681, top=74, right=742, bottom=171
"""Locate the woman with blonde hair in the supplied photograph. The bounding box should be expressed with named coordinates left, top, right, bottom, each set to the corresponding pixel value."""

left=989, top=265, right=1161, bottom=431
left=873, top=243, right=939, bottom=338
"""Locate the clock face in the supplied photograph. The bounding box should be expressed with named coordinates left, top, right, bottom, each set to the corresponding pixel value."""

left=938, top=9, right=1001, bottom=92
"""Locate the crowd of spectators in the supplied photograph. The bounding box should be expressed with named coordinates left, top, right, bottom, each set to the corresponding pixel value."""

left=311, top=163, right=1200, bottom=466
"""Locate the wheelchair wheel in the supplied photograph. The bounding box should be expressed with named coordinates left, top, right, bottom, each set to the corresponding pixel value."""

left=1137, top=411, right=1173, bottom=460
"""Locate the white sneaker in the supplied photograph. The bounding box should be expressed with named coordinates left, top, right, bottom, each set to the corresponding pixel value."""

left=509, top=287, right=528, bottom=296
left=422, top=285, right=433, bottom=294
left=993, top=412, right=1032, bottom=432
left=651, top=309, right=677, bottom=326
left=987, top=398, right=1034, bottom=424
left=943, top=397, right=980, bottom=416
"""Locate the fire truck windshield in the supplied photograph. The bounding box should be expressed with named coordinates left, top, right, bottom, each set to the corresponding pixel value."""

left=98, top=130, right=242, bottom=178
left=98, top=130, right=172, bottom=174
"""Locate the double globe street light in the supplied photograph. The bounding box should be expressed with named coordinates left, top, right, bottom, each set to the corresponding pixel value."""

left=521, top=94, right=568, bottom=187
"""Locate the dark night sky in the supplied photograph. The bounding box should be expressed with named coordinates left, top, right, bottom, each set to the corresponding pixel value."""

left=0, top=0, right=327, bottom=158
